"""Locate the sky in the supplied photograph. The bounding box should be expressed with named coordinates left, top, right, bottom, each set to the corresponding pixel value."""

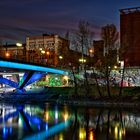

left=0, top=0, right=140, bottom=44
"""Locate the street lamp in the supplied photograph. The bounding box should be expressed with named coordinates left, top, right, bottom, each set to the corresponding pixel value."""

left=5, top=52, right=10, bottom=58
left=16, top=42, right=22, bottom=60
left=46, top=51, right=50, bottom=55
left=40, top=50, right=45, bottom=64
left=39, top=48, right=43, bottom=51
left=16, top=43, right=22, bottom=47
left=89, top=48, right=93, bottom=54
left=79, top=58, right=86, bottom=63
left=89, top=48, right=94, bottom=68
left=114, top=65, right=118, bottom=69
left=59, top=55, right=63, bottom=60
left=79, top=58, right=86, bottom=70
left=59, top=55, right=63, bottom=67
left=41, top=50, right=45, bottom=54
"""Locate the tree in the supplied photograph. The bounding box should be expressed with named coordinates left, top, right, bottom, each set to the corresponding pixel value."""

left=76, top=20, right=93, bottom=56
left=102, top=24, right=118, bottom=54
left=119, top=35, right=129, bottom=96
left=101, top=24, right=119, bottom=97
left=77, top=20, right=93, bottom=95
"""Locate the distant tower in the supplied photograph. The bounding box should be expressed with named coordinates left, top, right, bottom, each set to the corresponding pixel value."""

left=120, top=7, right=140, bottom=66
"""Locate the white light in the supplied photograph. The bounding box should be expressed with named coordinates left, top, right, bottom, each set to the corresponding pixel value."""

left=16, top=43, right=22, bottom=47
left=41, top=50, right=45, bottom=54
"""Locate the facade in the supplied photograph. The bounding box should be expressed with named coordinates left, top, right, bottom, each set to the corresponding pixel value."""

left=120, top=7, right=140, bottom=66
left=26, top=34, right=69, bottom=66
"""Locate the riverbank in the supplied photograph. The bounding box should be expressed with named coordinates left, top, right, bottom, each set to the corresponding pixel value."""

left=0, top=92, right=139, bottom=109
left=55, top=95, right=140, bottom=109
left=0, top=86, right=140, bottom=109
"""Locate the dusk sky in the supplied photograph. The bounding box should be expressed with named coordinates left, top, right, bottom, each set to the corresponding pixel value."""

left=0, top=0, right=140, bottom=43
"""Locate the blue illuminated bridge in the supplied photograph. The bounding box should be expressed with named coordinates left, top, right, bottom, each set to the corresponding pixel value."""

left=0, top=58, right=68, bottom=92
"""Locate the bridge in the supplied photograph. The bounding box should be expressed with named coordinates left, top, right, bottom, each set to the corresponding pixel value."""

left=0, top=58, right=68, bottom=92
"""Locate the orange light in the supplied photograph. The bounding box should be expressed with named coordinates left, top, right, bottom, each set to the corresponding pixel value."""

left=5, top=52, right=10, bottom=57
left=89, top=49, right=93, bottom=53
left=46, top=51, right=50, bottom=55
left=63, top=112, right=69, bottom=121
left=45, top=111, right=49, bottom=121
left=89, top=130, right=95, bottom=140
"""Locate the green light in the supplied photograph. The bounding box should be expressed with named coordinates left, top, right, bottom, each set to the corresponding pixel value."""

left=49, top=75, right=62, bottom=87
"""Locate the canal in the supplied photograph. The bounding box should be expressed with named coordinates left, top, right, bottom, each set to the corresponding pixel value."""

left=0, top=103, right=140, bottom=140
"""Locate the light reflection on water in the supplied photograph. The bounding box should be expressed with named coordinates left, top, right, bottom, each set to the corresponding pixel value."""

left=0, top=103, right=140, bottom=140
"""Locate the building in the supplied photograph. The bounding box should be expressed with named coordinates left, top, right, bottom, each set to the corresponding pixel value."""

left=26, top=34, right=69, bottom=66
left=93, top=40, right=118, bottom=68
left=0, top=43, right=26, bottom=61
left=120, top=7, right=140, bottom=66
left=0, top=34, right=92, bottom=69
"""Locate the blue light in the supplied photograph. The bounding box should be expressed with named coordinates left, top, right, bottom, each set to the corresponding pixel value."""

left=25, top=72, right=46, bottom=87
left=0, top=61, right=68, bottom=75
left=23, top=120, right=71, bottom=140
left=0, top=77, right=18, bottom=88
left=30, top=116, right=41, bottom=125
left=18, top=72, right=29, bottom=88
left=2, top=111, right=18, bottom=122
left=9, top=127, right=12, bottom=134
left=3, top=127, right=8, bottom=138
left=45, top=124, right=48, bottom=131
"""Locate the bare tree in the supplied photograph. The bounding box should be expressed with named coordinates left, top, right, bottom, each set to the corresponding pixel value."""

left=119, top=35, right=129, bottom=96
left=76, top=20, right=93, bottom=56
left=101, top=24, right=119, bottom=97
left=76, top=20, right=94, bottom=95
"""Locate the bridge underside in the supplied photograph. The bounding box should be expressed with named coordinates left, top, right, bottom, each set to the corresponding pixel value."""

left=0, top=72, right=46, bottom=92
left=0, top=59, right=68, bottom=93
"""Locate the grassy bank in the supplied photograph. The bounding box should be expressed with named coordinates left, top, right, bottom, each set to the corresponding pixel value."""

left=48, top=86, right=140, bottom=97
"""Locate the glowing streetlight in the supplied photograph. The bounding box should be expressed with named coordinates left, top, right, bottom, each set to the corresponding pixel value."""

left=41, top=50, right=45, bottom=54
left=16, top=43, right=22, bottom=47
left=16, top=43, right=22, bottom=59
left=39, top=48, right=42, bottom=51
left=46, top=51, right=50, bottom=55
left=59, top=55, right=63, bottom=60
left=5, top=52, right=10, bottom=57
left=89, top=48, right=93, bottom=53
left=79, top=58, right=86, bottom=63
left=114, top=65, right=118, bottom=69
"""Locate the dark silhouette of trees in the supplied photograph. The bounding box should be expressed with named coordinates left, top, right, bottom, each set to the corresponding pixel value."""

left=101, top=24, right=119, bottom=97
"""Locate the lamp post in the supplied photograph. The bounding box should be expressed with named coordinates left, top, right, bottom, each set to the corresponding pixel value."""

left=16, top=42, right=22, bottom=60
left=39, top=48, right=45, bottom=64
left=79, top=58, right=86, bottom=70
left=59, top=55, right=63, bottom=67
left=79, top=58, right=86, bottom=63
left=41, top=50, right=45, bottom=64
left=46, top=51, right=50, bottom=65
left=89, top=48, right=94, bottom=68
left=5, top=52, right=10, bottom=58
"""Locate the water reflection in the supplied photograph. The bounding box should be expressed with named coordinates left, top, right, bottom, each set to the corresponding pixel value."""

left=0, top=104, right=139, bottom=140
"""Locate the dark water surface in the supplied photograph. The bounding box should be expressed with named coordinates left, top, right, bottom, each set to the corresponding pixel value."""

left=0, top=103, right=140, bottom=140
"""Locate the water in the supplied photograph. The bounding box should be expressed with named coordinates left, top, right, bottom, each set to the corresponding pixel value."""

left=0, top=103, right=140, bottom=140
